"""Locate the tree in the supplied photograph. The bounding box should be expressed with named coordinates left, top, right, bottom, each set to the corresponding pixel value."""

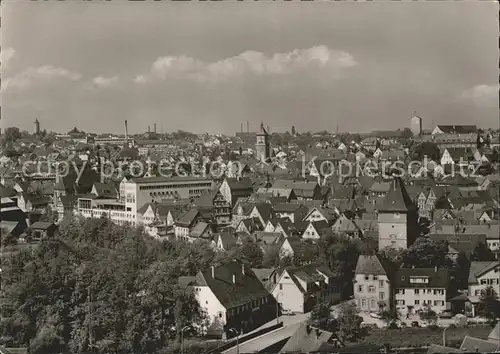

left=419, top=306, right=437, bottom=326
left=471, top=242, right=496, bottom=262
left=39, top=206, right=59, bottom=223
left=478, top=286, right=500, bottom=321
left=400, top=237, right=449, bottom=269
left=309, top=301, right=337, bottom=332
left=2, top=127, right=22, bottom=143
left=413, top=142, right=440, bottom=162
left=401, top=128, right=413, bottom=139
left=336, top=302, right=365, bottom=342
left=379, top=307, right=399, bottom=328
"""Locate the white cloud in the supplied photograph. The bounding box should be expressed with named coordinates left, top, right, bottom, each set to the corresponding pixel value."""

left=133, top=75, right=148, bottom=84
left=460, top=84, right=499, bottom=107
left=92, top=75, right=119, bottom=88
left=141, top=45, right=357, bottom=83
left=2, top=65, right=81, bottom=91
left=2, top=47, right=16, bottom=68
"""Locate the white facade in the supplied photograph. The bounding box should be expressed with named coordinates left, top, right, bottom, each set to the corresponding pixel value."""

left=272, top=270, right=308, bottom=313
left=394, top=287, right=447, bottom=314
left=301, top=222, right=321, bottom=240
left=354, top=273, right=391, bottom=312
left=469, top=264, right=500, bottom=297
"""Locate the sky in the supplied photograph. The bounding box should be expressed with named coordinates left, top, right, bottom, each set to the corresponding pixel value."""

left=1, top=1, right=498, bottom=135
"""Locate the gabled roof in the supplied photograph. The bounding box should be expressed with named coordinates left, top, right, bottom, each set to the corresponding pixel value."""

left=239, top=217, right=264, bottom=233
left=379, top=178, right=415, bottom=212
left=215, top=231, right=237, bottom=250
left=0, top=183, right=17, bottom=198
left=189, top=221, right=209, bottom=238
left=280, top=324, right=333, bottom=353
left=394, top=268, right=450, bottom=289
left=179, top=261, right=271, bottom=309
left=468, top=261, right=499, bottom=284
left=355, top=255, right=391, bottom=276
left=225, top=177, right=253, bottom=191
left=436, top=125, right=478, bottom=134
left=253, top=203, right=273, bottom=224
left=426, top=344, right=461, bottom=354
left=175, top=208, right=200, bottom=227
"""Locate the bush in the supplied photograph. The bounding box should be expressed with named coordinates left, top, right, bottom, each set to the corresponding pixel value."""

left=388, top=322, right=399, bottom=330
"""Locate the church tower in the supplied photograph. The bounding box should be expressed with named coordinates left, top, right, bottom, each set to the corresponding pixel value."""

left=34, top=118, right=40, bottom=135
left=378, top=177, right=417, bottom=250
left=255, top=122, right=270, bottom=162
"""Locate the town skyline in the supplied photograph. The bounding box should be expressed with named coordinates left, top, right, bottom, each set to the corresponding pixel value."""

left=2, top=1, right=498, bottom=134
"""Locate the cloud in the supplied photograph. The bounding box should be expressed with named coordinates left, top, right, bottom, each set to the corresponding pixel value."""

left=2, top=65, right=81, bottom=91
left=133, top=75, right=148, bottom=84
left=2, top=47, right=16, bottom=68
left=459, top=84, right=499, bottom=107
left=92, top=75, right=119, bottom=88
left=140, top=45, right=357, bottom=83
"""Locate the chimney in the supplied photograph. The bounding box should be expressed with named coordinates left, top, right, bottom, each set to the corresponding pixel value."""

left=241, top=122, right=243, bottom=133
left=232, top=274, right=236, bottom=284
left=242, top=264, right=245, bottom=276
left=211, top=266, right=215, bottom=278
left=247, top=121, right=249, bottom=133
left=154, top=123, right=157, bottom=134
left=124, top=120, right=129, bottom=143
left=148, top=125, right=150, bottom=133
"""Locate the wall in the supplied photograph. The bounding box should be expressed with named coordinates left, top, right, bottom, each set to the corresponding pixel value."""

left=272, top=270, right=305, bottom=313
left=354, top=274, right=391, bottom=312
left=378, top=212, right=408, bottom=250
left=196, top=285, right=227, bottom=334
left=395, top=288, right=447, bottom=314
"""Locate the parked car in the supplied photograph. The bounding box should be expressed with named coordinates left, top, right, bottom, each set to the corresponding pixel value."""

left=281, top=309, right=295, bottom=316
left=439, top=311, right=453, bottom=319
left=361, top=322, right=379, bottom=329
left=370, top=312, right=381, bottom=319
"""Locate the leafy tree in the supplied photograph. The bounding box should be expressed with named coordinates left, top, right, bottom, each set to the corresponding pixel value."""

left=450, top=251, right=470, bottom=294
left=471, top=242, right=496, bottom=262
left=413, top=142, right=440, bottom=162
left=478, top=286, right=500, bottom=321
left=336, top=302, right=365, bottom=342
left=2, top=127, right=21, bottom=143
left=319, top=234, right=362, bottom=298
left=401, top=128, right=413, bottom=139
left=309, top=301, right=337, bottom=332
left=400, top=236, right=449, bottom=269
left=38, top=206, right=59, bottom=223
left=379, top=308, right=399, bottom=328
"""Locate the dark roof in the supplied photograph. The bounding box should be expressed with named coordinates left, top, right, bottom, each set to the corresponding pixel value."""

left=429, top=233, right=486, bottom=257
left=394, top=268, right=450, bottom=289
left=175, top=208, right=199, bottom=227
left=468, top=261, right=499, bottom=284
left=379, top=178, right=415, bottom=212
left=30, top=221, right=56, bottom=230
left=280, top=324, right=333, bottom=353
left=426, top=344, right=461, bottom=354
left=179, top=261, right=271, bottom=309
left=225, top=177, right=253, bottom=191
left=253, top=203, right=273, bottom=224
left=355, top=255, right=391, bottom=276
left=92, top=182, right=117, bottom=198
left=0, top=183, right=17, bottom=198
left=436, top=125, right=478, bottom=134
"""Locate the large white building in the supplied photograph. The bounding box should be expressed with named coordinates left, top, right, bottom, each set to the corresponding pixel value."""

left=123, top=176, right=214, bottom=225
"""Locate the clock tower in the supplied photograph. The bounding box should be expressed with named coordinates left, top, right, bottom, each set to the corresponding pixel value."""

left=378, top=177, right=417, bottom=250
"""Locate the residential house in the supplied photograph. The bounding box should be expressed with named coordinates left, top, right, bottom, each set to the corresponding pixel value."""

left=248, top=203, right=274, bottom=228
left=29, top=221, right=58, bottom=239
left=468, top=261, right=500, bottom=298
left=271, top=180, right=322, bottom=200
left=178, top=261, right=277, bottom=337
left=353, top=255, right=393, bottom=312
left=270, top=263, right=341, bottom=313
left=236, top=217, right=264, bottom=235
left=174, top=209, right=201, bottom=240
left=432, top=125, right=478, bottom=135
left=331, top=213, right=361, bottom=238
left=303, top=207, right=337, bottom=225
left=394, top=267, right=451, bottom=315
left=301, top=220, right=330, bottom=240
left=273, top=203, right=309, bottom=223
left=219, top=177, right=254, bottom=207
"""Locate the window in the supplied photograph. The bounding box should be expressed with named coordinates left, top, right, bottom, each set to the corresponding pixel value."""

left=373, top=276, right=378, bottom=280
left=397, top=289, right=405, bottom=295
left=396, top=300, right=405, bottom=306
left=370, top=299, right=376, bottom=309
left=379, top=292, right=385, bottom=300
left=414, top=300, right=420, bottom=305
left=364, top=275, right=369, bottom=281
left=414, top=289, right=419, bottom=295
left=379, top=280, right=384, bottom=287
left=358, top=285, right=363, bottom=293
left=368, top=286, right=375, bottom=293
left=361, top=299, right=367, bottom=307
left=279, top=284, right=283, bottom=290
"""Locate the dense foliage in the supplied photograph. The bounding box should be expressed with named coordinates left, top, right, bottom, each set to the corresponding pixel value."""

left=0, top=216, right=213, bottom=354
